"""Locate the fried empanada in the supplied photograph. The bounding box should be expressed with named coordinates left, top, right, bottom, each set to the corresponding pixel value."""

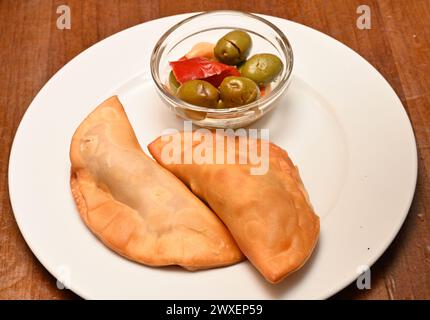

left=70, top=96, right=243, bottom=270
left=148, top=131, right=320, bottom=283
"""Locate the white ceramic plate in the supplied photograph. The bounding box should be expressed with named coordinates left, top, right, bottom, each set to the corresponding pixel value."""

left=8, top=13, right=417, bottom=299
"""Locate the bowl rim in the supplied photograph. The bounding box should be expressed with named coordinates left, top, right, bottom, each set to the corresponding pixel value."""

left=150, top=10, right=294, bottom=114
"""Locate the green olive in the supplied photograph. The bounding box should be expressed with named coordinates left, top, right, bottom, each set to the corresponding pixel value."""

left=176, top=80, right=219, bottom=108
left=214, top=30, right=252, bottom=65
left=219, top=76, right=260, bottom=108
left=237, top=61, right=246, bottom=74
left=217, top=99, right=226, bottom=109
left=183, top=109, right=207, bottom=120
left=168, top=71, right=180, bottom=93
left=240, top=53, right=283, bottom=85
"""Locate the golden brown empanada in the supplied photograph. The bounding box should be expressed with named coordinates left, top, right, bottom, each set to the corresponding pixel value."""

left=148, top=131, right=320, bottom=283
left=70, top=96, right=243, bottom=270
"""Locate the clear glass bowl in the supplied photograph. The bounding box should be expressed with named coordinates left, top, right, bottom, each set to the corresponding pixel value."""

left=150, top=10, right=293, bottom=128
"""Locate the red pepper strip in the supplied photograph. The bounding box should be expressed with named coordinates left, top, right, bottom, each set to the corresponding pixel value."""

left=170, top=57, right=240, bottom=85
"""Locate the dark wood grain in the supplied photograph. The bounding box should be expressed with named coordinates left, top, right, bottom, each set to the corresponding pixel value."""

left=0, top=0, right=429, bottom=299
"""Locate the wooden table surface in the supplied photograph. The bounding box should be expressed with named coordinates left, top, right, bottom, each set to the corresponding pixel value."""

left=0, top=0, right=429, bottom=300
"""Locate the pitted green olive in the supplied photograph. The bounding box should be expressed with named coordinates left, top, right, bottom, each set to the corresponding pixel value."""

left=237, top=62, right=246, bottom=74
left=168, top=71, right=180, bottom=93
left=217, top=99, right=226, bottom=109
left=219, top=76, right=260, bottom=108
left=214, top=30, right=252, bottom=65
left=176, top=80, right=219, bottom=108
left=240, top=53, right=283, bottom=85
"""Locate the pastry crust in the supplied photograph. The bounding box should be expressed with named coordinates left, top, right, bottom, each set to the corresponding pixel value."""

left=70, top=96, right=243, bottom=270
left=148, top=131, right=320, bottom=282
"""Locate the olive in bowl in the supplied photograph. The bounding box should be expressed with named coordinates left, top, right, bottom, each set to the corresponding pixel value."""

left=219, top=76, right=260, bottom=108
left=240, top=53, right=283, bottom=85
left=168, top=71, right=181, bottom=93
left=176, top=80, right=220, bottom=108
left=214, top=30, right=252, bottom=66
